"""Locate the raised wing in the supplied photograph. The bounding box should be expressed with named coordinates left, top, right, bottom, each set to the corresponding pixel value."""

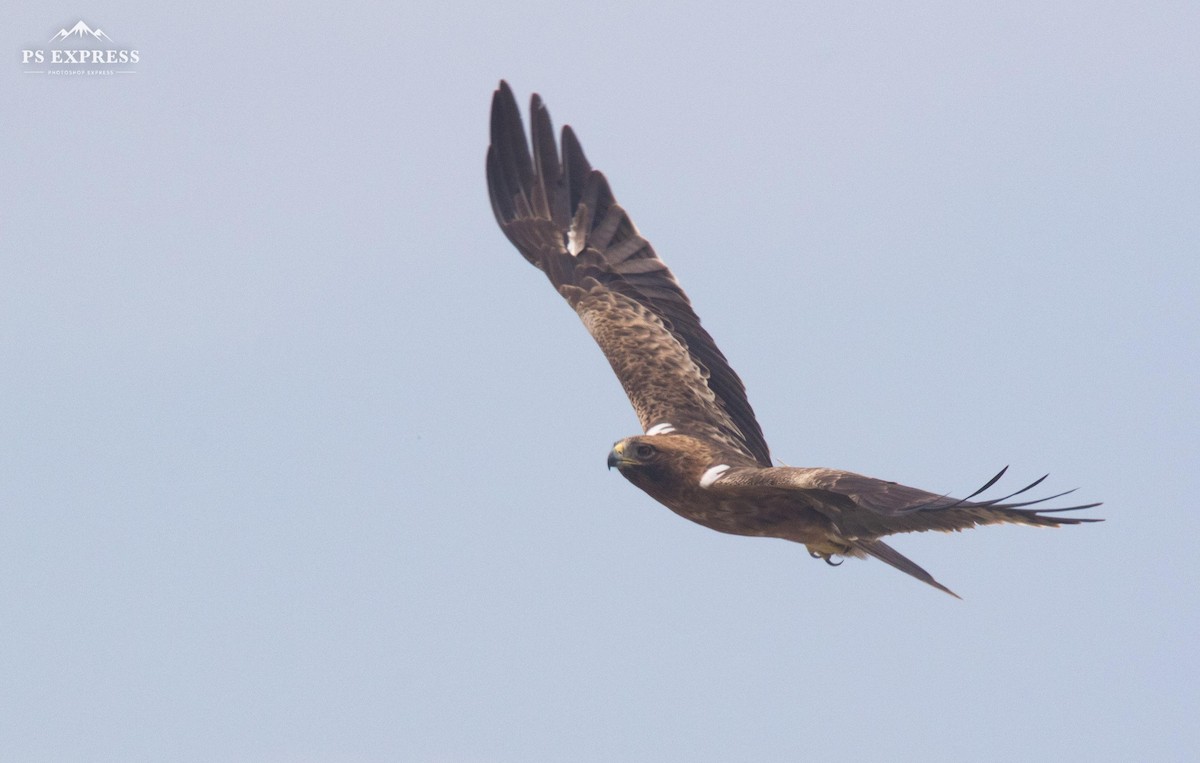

left=487, top=81, right=770, bottom=466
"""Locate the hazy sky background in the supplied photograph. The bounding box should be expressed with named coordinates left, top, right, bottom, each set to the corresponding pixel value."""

left=3, top=2, right=1197, bottom=761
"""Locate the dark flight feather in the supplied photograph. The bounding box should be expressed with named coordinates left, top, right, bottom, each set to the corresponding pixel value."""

left=487, top=81, right=771, bottom=466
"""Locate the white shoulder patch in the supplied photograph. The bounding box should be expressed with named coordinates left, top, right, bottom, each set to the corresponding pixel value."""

left=699, top=464, right=731, bottom=488
left=567, top=225, right=584, bottom=256
left=646, top=422, right=676, bottom=436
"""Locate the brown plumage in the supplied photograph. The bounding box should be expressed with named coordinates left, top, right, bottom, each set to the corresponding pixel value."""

left=487, top=80, right=1100, bottom=597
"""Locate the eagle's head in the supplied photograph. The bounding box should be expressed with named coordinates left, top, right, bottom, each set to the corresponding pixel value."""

left=607, top=434, right=723, bottom=502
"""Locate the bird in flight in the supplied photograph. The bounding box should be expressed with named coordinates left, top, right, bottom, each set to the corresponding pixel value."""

left=486, top=81, right=1100, bottom=597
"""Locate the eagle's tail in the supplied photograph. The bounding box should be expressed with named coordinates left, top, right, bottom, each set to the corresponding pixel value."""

left=851, top=539, right=961, bottom=599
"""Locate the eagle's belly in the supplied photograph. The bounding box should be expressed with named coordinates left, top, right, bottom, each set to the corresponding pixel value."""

left=656, top=493, right=832, bottom=546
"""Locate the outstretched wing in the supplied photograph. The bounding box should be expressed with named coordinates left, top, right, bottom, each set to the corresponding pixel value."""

left=487, top=81, right=770, bottom=466
left=757, top=465, right=1102, bottom=538
left=719, top=465, right=1100, bottom=597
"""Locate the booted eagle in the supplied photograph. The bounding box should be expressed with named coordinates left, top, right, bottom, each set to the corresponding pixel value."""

left=486, top=81, right=1100, bottom=597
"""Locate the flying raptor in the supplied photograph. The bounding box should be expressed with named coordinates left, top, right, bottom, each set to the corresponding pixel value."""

left=486, top=81, right=1100, bottom=597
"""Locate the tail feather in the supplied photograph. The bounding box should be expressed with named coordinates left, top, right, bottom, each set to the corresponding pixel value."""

left=851, top=539, right=960, bottom=599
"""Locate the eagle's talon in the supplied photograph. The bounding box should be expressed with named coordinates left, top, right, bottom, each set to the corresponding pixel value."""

left=809, top=551, right=843, bottom=566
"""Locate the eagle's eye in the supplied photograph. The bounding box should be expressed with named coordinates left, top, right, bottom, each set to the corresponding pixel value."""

left=634, top=443, right=656, bottom=459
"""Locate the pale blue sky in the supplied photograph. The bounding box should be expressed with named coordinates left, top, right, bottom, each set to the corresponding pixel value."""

left=3, top=2, right=1197, bottom=761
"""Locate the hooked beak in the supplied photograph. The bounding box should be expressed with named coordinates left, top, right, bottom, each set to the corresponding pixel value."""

left=607, top=441, right=628, bottom=470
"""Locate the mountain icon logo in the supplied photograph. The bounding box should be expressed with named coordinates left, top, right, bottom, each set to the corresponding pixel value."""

left=48, top=20, right=112, bottom=44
